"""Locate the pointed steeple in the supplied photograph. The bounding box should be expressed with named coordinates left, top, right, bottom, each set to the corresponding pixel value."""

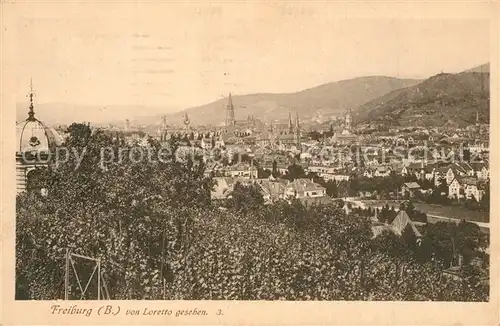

left=288, top=111, right=293, bottom=133
left=160, top=115, right=168, bottom=141
left=225, top=92, right=235, bottom=126
left=26, top=78, right=36, bottom=121
left=345, top=108, right=352, bottom=131
left=295, top=112, right=301, bottom=150
left=183, top=112, right=190, bottom=127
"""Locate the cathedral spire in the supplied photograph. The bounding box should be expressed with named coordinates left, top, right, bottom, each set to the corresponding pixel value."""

left=161, top=115, right=168, bottom=141
left=27, top=78, right=36, bottom=121
left=345, top=108, right=352, bottom=131
left=288, top=111, right=293, bottom=133
left=295, top=112, right=301, bottom=150
left=225, top=92, right=235, bottom=126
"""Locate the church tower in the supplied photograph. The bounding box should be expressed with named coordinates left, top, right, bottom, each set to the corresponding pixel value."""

left=294, top=112, right=301, bottom=149
left=288, top=112, right=294, bottom=133
left=345, top=109, right=352, bottom=131
left=183, top=113, right=191, bottom=130
left=225, top=93, right=235, bottom=126
left=160, top=115, right=168, bottom=141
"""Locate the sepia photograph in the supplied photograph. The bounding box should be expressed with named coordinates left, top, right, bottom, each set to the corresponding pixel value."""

left=2, top=2, right=499, bottom=323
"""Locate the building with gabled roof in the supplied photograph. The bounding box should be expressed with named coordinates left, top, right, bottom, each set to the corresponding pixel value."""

left=256, top=178, right=288, bottom=203
left=390, top=211, right=422, bottom=237
left=401, top=182, right=421, bottom=198
left=284, top=178, right=326, bottom=199
left=447, top=176, right=484, bottom=201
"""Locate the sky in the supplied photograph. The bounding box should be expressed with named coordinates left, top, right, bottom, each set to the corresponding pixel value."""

left=15, top=3, right=491, bottom=113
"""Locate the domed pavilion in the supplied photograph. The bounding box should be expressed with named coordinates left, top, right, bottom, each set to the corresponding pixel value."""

left=16, top=82, right=63, bottom=193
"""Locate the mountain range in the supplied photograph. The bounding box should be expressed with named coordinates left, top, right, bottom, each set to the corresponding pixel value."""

left=463, top=63, right=489, bottom=73
left=162, top=76, right=421, bottom=126
left=16, top=77, right=420, bottom=126
left=17, top=63, right=489, bottom=128
left=354, top=65, right=490, bottom=128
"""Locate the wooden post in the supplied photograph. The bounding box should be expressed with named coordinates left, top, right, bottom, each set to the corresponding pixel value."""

left=163, top=279, right=166, bottom=300
left=161, top=231, right=166, bottom=299
left=97, top=258, right=101, bottom=300
left=64, top=248, right=69, bottom=300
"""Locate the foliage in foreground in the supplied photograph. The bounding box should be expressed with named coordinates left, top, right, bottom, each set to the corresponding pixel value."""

left=15, top=123, right=489, bottom=301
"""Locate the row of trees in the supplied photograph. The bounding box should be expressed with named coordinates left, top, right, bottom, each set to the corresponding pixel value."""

left=373, top=202, right=427, bottom=224
left=16, top=124, right=488, bottom=301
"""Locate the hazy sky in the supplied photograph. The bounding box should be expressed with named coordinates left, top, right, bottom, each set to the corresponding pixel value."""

left=15, top=3, right=490, bottom=112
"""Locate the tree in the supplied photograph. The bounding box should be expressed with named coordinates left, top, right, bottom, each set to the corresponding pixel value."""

left=387, top=206, right=397, bottom=224
left=375, top=208, right=385, bottom=223
left=421, top=222, right=457, bottom=268
left=308, top=131, right=322, bottom=141
left=15, top=125, right=489, bottom=301
left=420, top=178, right=434, bottom=190
left=285, top=163, right=306, bottom=181
left=479, top=182, right=489, bottom=213
left=229, top=182, right=265, bottom=215
left=380, top=205, right=390, bottom=223
left=461, top=148, right=471, bottom=162
left=272, top=159, right=278, bottom=178
left=405, top=201, right=415, bottom=217
left=232, top=152, right=252, bottom=165
left=16, top=124, right=215, bottom=299
left=371, top=230, right=406, bottom=258
left=401, top=225, right=417, bottom=252
left=258, top=168, right=272, bottom=179
left=455, top=220, right=487, bottom=264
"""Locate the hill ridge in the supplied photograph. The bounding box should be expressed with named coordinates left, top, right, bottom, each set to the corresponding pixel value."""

left=354, top=66, right=490, bottom=128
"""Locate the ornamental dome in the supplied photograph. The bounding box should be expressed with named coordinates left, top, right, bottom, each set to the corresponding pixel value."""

left=16, top=119, right=63, bottom=154
left=16, top=87, right=63, bottom=155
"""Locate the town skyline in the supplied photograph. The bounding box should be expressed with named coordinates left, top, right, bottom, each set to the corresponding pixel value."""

left=17, top=13, right=489, bottom=112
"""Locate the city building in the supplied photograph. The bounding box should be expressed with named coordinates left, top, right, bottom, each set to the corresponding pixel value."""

left=401, top=182, right=421, bottom=198
left=284, top=178, right=326, bottom=199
